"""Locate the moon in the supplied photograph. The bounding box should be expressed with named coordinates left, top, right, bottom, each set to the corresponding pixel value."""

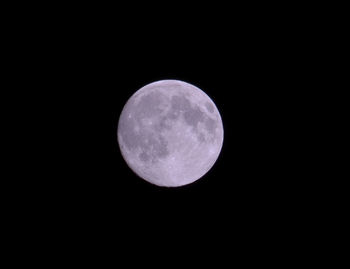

left=117, top=80, right=224, bottom=187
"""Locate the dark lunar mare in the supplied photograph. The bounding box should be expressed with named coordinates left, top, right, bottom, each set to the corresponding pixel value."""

left=119, top=91, right=219, bottom=164
left=118, top=80, right=223, bottom=187
left=166, top=95, right=218, bottom=139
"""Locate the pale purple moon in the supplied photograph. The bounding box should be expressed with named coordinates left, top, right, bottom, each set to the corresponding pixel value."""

left=117, top=80, right=224, bottom=187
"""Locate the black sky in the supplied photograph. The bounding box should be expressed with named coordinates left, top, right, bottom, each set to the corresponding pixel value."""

left=11, top=4, right=321, bottom=260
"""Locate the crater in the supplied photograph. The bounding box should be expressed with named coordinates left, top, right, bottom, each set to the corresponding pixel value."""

left=137, top=133, right=169, bottom=163
left=205, top=102, right=215, bottom=113
left=156, top=116, right=172, bottom=132
left=197, top=132, right=205, bottom=143
left=153, top=135, right=169, bottom=158
left=166, top=109, right=180, bottom=120
left=139, top=152, right=150, bottom=162
left=118, top=117, right=140, bottom=150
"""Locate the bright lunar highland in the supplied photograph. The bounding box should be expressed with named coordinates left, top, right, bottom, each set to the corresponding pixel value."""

left=117, top=80, right=224, bottom=187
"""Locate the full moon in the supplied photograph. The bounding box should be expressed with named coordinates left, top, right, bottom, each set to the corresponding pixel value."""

left=117, top=80, right=224, bottom=187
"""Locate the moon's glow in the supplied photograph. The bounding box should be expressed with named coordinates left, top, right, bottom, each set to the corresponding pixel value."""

left=118, top=80, right=224, bottom=187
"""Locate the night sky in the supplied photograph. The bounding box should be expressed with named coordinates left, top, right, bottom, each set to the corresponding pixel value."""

left=12, top=4, right=319, bottom=261
left=44, top=22, right=304, bottom=236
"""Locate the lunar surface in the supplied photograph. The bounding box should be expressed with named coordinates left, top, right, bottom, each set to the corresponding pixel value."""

left=117, top=80, right=224, bottom=187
